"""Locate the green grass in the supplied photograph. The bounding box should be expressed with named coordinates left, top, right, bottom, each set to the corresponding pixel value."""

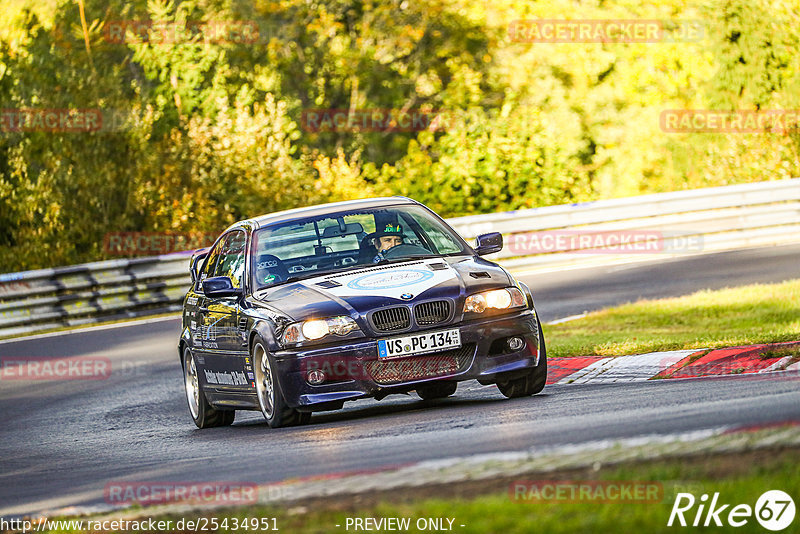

left=44, top=447, right=800, bottom=534
left=545, top=279, right=800, bottom=358
left=309, top=456, right=797, bottom=534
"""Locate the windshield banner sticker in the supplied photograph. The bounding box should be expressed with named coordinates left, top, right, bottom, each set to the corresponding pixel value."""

left=348, top=269, right=433, bottom=290
left=310, top=265, right=456, bottom=300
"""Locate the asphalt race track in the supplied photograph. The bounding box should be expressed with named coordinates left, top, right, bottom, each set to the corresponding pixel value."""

left=1, top=244, right=799, bottom=516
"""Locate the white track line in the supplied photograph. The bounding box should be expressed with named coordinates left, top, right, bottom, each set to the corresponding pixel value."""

left=546, top=313, right=587, bottom=325
left=783, top=361, right=800, bottom=373
left=758, top=356, right=795, bottom=373
left=0, top=314, right=181, bottom=345
left=558, top=349, right=703, bottom=385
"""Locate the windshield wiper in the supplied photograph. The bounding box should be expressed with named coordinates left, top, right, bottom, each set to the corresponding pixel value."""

left=257, top=266, right=359, bottom=291
left=254, top=276, right=302, bottom=293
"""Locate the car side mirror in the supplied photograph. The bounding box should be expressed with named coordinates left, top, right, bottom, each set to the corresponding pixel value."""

left=202, top=276, right=242, bottom=298
left=475, top=232, right=503, bottom=256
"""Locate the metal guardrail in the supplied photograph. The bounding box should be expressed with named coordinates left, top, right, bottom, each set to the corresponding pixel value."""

left=0, top=255, right=193, bottom=338
left=1, top=179, right=798, bottom=338
left=448, top=178, right=800, bottom=268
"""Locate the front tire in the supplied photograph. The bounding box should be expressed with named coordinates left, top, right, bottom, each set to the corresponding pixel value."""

left=253, top=339, right=310, bottom=428
left=497, top=318, right=548, bottom=399
left=183, top=346, right=235, bottom=428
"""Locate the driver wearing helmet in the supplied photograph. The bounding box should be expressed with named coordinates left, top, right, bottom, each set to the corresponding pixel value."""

left=371, top=223, right=404, bottom=263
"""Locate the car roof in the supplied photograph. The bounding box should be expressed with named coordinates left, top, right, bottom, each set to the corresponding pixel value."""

left=230, top=196, right=422, bottom=231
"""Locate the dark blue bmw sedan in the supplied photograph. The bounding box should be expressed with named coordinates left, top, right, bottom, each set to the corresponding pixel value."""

left=180, top=197, right=547, bottom=428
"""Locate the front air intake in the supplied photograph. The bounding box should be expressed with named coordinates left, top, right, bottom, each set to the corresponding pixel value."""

left=371, top=306, right=411, bottom=332
left=414, top=300, right=451, bottom=326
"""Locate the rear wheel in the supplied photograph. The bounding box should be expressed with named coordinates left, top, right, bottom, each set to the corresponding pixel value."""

left=416, top=381, right=458, bottom=400
left=497, top=317, right=548, bottom=399
left=183, top=346, right=235, bottom=428
left=253, top=339, right=310, bottom=428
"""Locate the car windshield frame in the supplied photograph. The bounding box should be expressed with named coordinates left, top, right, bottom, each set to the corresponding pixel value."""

left=250, top=203, right=469, bottom=291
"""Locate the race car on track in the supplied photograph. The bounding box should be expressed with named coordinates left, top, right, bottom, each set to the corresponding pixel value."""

left=179, top=197, right=547, bottom=428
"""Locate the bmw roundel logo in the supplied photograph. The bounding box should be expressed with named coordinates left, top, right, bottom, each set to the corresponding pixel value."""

left=400, top=293, right=414, bottom=300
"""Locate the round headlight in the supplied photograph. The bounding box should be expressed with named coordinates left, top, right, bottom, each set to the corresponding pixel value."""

left=464, top=294, right=487, bottom=313
left=485, top=289, right=512, bottom=309
left=302, top=319, right=329, bottom=340
left=282, top=324, right=302, bottom=344
left=327, top=316, right=358, bottom=336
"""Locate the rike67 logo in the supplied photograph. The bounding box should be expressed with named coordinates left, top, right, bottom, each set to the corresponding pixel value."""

left=668, top=490, right=795, bottom=531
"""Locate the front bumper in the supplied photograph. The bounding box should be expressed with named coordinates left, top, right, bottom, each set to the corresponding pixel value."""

left=272, top=310, right=541, bottom=409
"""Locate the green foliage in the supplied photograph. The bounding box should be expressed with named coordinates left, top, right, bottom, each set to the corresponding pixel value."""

left=137, top=93, right=316, bottom=233
left=1, top=0, right=798, bottom=271
left=366, top=106, right=592, bottom=216
left=0, top=4, right=145, bottom=268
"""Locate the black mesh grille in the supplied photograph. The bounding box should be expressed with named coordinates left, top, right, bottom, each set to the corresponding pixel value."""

left=414, top=300, right=451, bottom=326
left=371, top=306, right=411, bottom=332
left=365, top=344, right=475, bottom=385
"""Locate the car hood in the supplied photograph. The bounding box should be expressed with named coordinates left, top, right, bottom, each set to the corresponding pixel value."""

left=250, top=255, right=513, bottom=321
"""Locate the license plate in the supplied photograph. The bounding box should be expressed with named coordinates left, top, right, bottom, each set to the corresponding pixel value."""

left=377, top=328, right=461, bottom=359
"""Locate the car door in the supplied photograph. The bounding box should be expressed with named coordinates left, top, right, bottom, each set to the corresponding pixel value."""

left=190, top=237, right=224, bottom=356
left=196, top=230, right=251, bottom=393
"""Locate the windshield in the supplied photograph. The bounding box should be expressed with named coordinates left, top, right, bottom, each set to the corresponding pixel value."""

left=250, top=204, right=466, bottom=290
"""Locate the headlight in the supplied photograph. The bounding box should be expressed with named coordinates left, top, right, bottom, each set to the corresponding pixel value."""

left=486, top=289, right=512, bottom=309
left=302, top=319, right=329, bottom=340
left=463, top=287, right=526, bottom=313
left=281, top=316, right=360, bottom=345
left=326, top=316, right=360, bottom=336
